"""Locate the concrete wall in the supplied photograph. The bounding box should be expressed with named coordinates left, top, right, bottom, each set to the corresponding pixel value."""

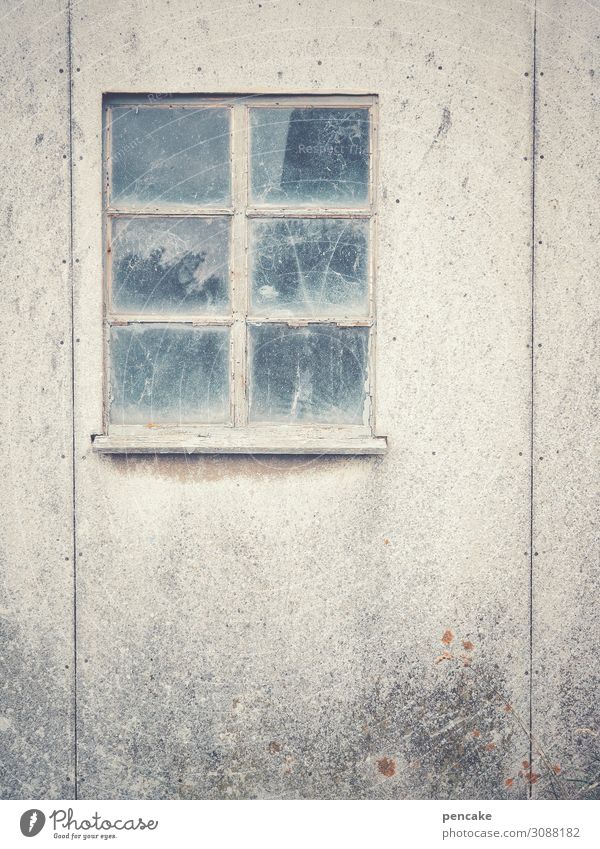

left=1, top=0, right=597, bottom=800
left=533, top=0, right=600, bottom=800
left=0, top=0, right=74, bottom=798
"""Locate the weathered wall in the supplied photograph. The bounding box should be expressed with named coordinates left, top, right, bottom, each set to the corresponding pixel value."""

left=1, top=0, right=597, bottom=801
left=71, top=0, right=533, bottom=799
left=0, top=1, right=74, bottom=797
left=533, top=0, right=600, bottom=799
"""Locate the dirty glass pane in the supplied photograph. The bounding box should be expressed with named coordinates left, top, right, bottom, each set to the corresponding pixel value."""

left=249, top=218, right=369, bottom=316
left=250, top=108, right=370, bottom=206
left=111, top=217, right=230, bottom=314
left=248, top=324, right=369, bottom=424
left=110, top=325, right=230, bottom=424
left=110, top=106, right=231, bottom=207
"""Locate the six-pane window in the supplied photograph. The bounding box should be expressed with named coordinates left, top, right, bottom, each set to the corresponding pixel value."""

left=104, top=95, right=377, bottom=437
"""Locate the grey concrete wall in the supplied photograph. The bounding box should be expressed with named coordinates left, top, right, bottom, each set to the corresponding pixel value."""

left=533, top=0, right=600, bottom=800
left=0, top=0, right=74, bottom=797
left=1, top=0, right=597, bottom=801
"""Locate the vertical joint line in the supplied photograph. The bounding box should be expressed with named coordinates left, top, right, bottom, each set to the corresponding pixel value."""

left=67, top=0, right=78, bottom=801
left=529, top=0, right=538, bottom=801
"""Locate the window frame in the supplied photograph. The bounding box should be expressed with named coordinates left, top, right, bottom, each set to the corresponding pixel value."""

left=94, top=93, right=387, bottom=455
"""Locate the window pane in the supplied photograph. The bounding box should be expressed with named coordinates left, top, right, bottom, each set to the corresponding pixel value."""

left=110, top=325, right=230, bottom=424
left=249, top=218, right=369, bottom=316
left=250, top=108, right=370, bottom=206
left=248, top=324, right=369, bottom=424
left=111, top=217, right=230, bottom=314
left=110, top=106, right=231, bottom=207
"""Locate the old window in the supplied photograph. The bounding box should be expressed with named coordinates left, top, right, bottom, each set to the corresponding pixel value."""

left=94, top=94, right=386, bottom=454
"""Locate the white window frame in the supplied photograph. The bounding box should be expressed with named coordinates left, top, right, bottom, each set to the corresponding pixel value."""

left=93, top=93, right=387, bottom=455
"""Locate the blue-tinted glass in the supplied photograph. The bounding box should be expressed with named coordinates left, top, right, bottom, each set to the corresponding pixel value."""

left=249, top=218, right=369, bottom=316
left=250, top=108, right=370, bottom=206
left=110, top=106, right=231, bottom=207
left=249, top=324, right=369, bottom=424
left=110, top=325, right=230, bottom=424
left=111, top=217, right=230, bottom=313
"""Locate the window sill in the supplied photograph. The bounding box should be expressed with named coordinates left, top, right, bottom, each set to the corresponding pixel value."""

left=91, top=426, right=388, bottom=456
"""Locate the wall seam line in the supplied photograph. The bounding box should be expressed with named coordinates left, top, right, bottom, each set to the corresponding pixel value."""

left=67, top=0, right=78, bottom=802
left=529, top=0, right=538, bottom=802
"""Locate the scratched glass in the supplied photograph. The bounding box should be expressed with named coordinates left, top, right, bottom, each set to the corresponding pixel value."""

left=111, top=217, right=230, bottom=313
left=249, top=218, right=369, bottom=316
left=249, top=108, right=370, bottom=206
left=110, top=325, right=230, bottom=424
left=110, top=106, right=231, bottom=207
left=248, top=324, right=369, bottom=424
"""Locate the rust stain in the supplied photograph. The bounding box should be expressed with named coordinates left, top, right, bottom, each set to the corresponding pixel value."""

left=522, top=759, right=530, bottom=769
left=472, top=729, right=481, bottom=738
left=460, top=654, right=472, bottom=666
left=435, top=651, right=453, bottom=663
left=525, top=771, right=540, bottom=784
left=268, top=741, right=282, bottom=754
left=383, top=538, right=390, bottom=545
left=504, top=777, right=514, bottom=787
left=552, top=764, right=562, bottom=775
left=503, top=703, right=513, bottom=713
left=462, top=640, right=474, bottom=651
left=441, top=629, right=454, bottom=645
left=485, top=742, right=496, bottom=752
left=377, top=757, right=396, bottom=777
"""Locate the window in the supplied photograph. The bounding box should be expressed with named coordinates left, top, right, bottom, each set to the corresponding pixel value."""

left=94, top=94, right=386, bottom=455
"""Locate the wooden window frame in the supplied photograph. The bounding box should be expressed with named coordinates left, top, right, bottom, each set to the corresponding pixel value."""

left=93, top=93, right=387, bottom=455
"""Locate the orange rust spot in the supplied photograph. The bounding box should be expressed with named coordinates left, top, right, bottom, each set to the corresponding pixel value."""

left=435, top=651, right=453, bottom=663
left=526, top=771, right=540, bottom=784
left=552, top=764, right=562, bottom=775
left=504, top=778, right=514, bottom=787
left=503, top=703, right=513, bottom=713
left=377, top=757, right=396, bottom=777
left=462, top=640, right=475, bottom=651
left=441, top=629, right=454, bottom=645
left=146, top=422, right=159, bottom=429
left=383, top=538, right=390, bottom=545
left=485, top=742, right=496, bottom=752
left=522, top=760, right=530, bottom=769
left=472, top=729, right=481, bottom=738
left=460, top=654, right=472, bottom=666
left=268, top=741, right=282, bottom=754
